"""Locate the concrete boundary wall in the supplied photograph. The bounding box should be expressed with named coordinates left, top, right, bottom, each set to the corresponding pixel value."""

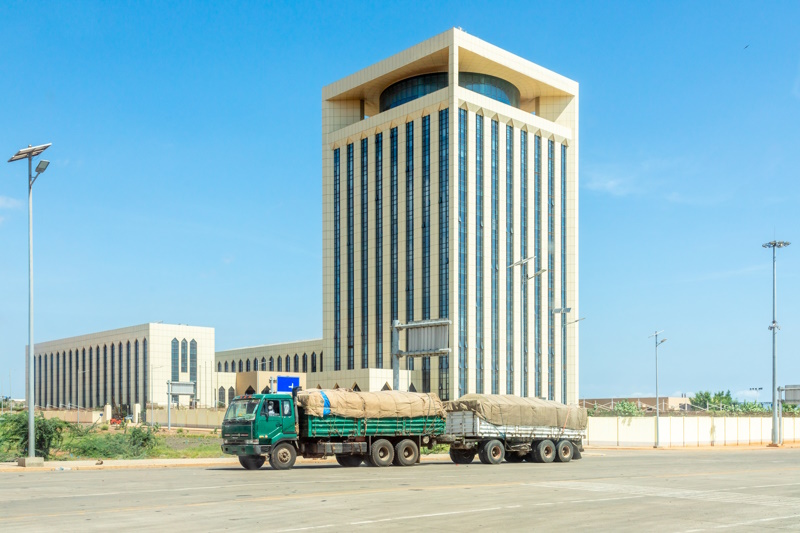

left=150, top=408, right=225, bottom=429
left=587, top=417, right=798, bottom=447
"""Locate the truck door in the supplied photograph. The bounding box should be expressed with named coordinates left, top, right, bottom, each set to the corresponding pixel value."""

left=261, top=399, right=284, bottom=443
left=281, top=399, right=296, bottom=435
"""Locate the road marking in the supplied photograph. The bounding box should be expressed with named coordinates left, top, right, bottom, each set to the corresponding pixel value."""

left=348, top=505, right=507, bottom=525
left=680, top=512, right=800, bottom=532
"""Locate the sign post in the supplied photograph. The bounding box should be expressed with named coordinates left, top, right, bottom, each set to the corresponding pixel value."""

left=166, top=381, right=197, bottom=430
left=391, top=318, right=451, bottom=392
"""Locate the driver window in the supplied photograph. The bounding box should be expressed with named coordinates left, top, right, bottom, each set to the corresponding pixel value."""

left=282, top=400, right=291, bottom=416
left=263, top=400, right=279, bottom=417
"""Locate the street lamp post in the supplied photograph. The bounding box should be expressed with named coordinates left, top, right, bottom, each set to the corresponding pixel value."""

left=763, top=240, right=790, bottom=447
left=649, top=331, right=667, bottom=448
left=750, top=387, right=763, bottom=406
left=7, top=143, right=51, bottom=462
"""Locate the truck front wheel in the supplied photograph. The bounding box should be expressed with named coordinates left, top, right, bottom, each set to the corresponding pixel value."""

left=269, top=443, right=297, bottom=470
left=369, top=439, right=395, bottom=467
left=238, top=455, right=265, bottom=470
left=393, top=439, right=419, bottom=466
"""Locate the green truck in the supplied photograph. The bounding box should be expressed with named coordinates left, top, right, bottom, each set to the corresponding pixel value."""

left=221, top=389, right=446, bottom=470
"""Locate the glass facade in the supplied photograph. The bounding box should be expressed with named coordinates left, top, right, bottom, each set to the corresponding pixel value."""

left=405, top=120, right=414, bottom=371
left=475, top=114, right=484, bottom=394
left=143, top=338, right=148, bottom=410
left=110, top=345, right=115, bottom=405
left=491, top=119, right=499, bottom=395
left=506, top=124, right=514, bottom=394
left=190, top=339, right=197, bottom=385
left=103, top=346, right=107, bottom=406
left=347, top=143, right=355, bottom=371
left=422, top=114, right=430, bottom=392
left=438, top=107, right=450, bottom=401
left=361, top=138, right=369, bottom=369
left=380, top=73, right=448, bottom=112
left=375, top=133, right=383, bottom=368
left=390, top=127, right=399, bottom=365
left=457, top=108, right=468, bottom=398
left=520, top=131, right=528, bottom=397
left=534, top=135, right=542, bottom=398
left=547, top=139, right=555, bottom=401
left=561, top=144, right=568, bottom=403
left=68, top=351, right=72, bottom=406
left=181, top=339, right=188, bottom=373
left=134, top=340, right=139, bottom=404
left=171, top=338, right=179, bottom=382
left=333, top=148, right=341, bottom=371
left=458, top=72, right=521, bottom=109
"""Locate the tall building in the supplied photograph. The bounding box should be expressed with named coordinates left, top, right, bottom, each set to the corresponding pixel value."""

left=322, top=29, right=579, bottom=403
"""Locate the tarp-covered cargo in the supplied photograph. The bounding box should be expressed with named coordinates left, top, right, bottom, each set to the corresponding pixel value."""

left=296, top=389, right=446, bottom=419
left=445, top=394, right=587, bottom=430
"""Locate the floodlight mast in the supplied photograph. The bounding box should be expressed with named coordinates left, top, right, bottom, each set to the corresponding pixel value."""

left=763, top=240, right=790, bottom=446
left=7, top=143, right=51, bottom=463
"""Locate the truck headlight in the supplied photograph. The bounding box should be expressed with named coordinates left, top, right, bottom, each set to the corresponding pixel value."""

left=244, top=439, right=259, bottom=445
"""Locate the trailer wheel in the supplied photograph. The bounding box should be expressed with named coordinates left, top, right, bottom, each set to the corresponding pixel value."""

left=393, top=439, right=419, bottom=467
left=269, top=443, right=297, bottom=470
left=449, top=448, right=476, bottom=464
left=480, top=440, right=505, bottom=465
left=555, top=440, right=573, bottom=463
left=335, top=454, right=363, bottom=467
left=505, top=452, right=525, bottom=463
left=238, top=455, right=265, bottom=470
left=369, top=439, right=395, bottom=467
left=535, top=439, right=556, bottom=464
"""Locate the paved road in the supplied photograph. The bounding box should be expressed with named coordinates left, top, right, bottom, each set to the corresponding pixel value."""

left=2, top=448, right=800, bottom=531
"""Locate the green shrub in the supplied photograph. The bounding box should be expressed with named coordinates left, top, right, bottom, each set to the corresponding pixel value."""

left=100, top=424, right=109, bottom=431
left=0, top=412, right=69, bottom=459
left=613, top=400, right=645, bottom=417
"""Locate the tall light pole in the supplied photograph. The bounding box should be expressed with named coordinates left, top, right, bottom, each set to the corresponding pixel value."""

left=763, top=240, right=790, bottom=446
left=8, top=143, right=51, bottom=463
left=649, top=331, right=667, bottom=448
left=750, top=386, right=763, bottom=405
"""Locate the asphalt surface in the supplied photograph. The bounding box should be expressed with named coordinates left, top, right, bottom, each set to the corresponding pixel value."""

left=2, top=448, right=800, bottom=531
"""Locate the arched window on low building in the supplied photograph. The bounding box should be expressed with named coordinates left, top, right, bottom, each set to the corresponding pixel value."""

left=311, top=352, right=316, bottom=373
left=246, top=359, right=251, bottom=372
left=228, top=387, right=235, bottom=405
left=218, top=362, right=222, bottom=372
left=277, top=357, right=282, bottom=372
left=261, top=357, right=266, bottom=371
left=294, top=354, right=299, bottom=372
left=302, top=353, right=308, bottom=373
left=218, top=387, right=225, bottom=407
left=238, top=360, right=243, bottom=372
left=320, top=351, right=324, bottom=372
left=224, top=361, right=229, bottom=372
left=285, top=355, right=290, bottom=372
left=269, top=357, right=274, bottom=371
left=253, top=358, right=258, bottom=372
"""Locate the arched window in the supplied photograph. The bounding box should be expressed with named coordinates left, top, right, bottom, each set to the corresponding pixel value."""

left=230, top=360, right=235, bottom=372
left=294, top=354, right=299, bottom=372
left=320, top=351, right=324, bottom=372
left=261, top=357, right=266, bottom=371
left=253, top=358, right=258, bottom=372
left=224, top=361, right=229, bottom=372
left=103, top=345, right=108, bottom=406
left=269, top=357, right=274, bottom=371
left=311, top=352, right=316, bottom=373
left=285, top=355, right=290, bottom=372
left=189, top=340, right=197, bottom=384
left=218, top=387, right=225, bottom=407
left=181, top=339, right=188, bottom=373
left=143, top=338, right=148, bottom=409
left=246, top=359, right=251, bottom=372
left=302, top=353, right=308, bottom=373
left=238, top=360, right=243, bottom=372
left=171, top=339, right=179, bottom=382
left=277, top=357, right=282, bottom=372
left=228, top=387, right=235, bottom=405
left=218, top=362, right=222, bottom=372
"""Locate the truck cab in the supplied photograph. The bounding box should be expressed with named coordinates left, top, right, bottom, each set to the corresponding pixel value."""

left=221, top=394, right=299, bottom=470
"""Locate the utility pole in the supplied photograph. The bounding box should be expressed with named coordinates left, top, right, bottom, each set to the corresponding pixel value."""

left=763, top=240, right=790, bottom=446
left=649, top=331, right=667, bottom=448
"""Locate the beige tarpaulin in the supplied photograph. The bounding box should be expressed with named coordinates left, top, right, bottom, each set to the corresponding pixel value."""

left=446, top=394, right=588, bottom=430
left=296, top=389, right=447, bottom=419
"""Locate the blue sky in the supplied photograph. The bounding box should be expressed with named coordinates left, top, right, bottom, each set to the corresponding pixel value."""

left=1, top=1, right=798, bottom=402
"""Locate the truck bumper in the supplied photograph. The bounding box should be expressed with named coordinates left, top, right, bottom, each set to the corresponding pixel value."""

left=221, top=444, right=271, bottom=456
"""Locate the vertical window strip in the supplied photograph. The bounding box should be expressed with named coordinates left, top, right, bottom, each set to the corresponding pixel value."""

left=438, top=108, right=450, bottom=400
left=375, top=133, right=383, bottom=368
left=181, top=339, right=187, bottom=373
left=491, top=119, right=499, bottom=395
left=534, top=135, right=542, bottom=398
left=475, top=114, right=484, bottom=394
left=520, top=131, right=528, bottom=397
left=390, top=128, right=399, bottom=368
left=561, top=144, right=568, bottom=403
left=68, top=352, right=73, bottom=407
left=143, top=339, right=148, bottom=412
left=457, top=108, right=468, bottom=398
left=95, top=348, right=100, bottom=407
left=422, top=115, right=430, bottom=392
left=347, top=143, right=355, bottom=371
left=81, top=351, right=86, bottom=408
left=134, top=341, right=139, bottom=404
left=333, top=148, right=341, bottom=371
left=405, top=120, right=415, bottom=371
left=548, top=139, right=555, bottom=401
left=103, top=346, right=108, bottom=406
left=190, top=339, right=197, bottom=384
left=506, top=124, right=514, bottom=395
left=361, top=138, right=369, bottom=369
left=118, top=344, right=123, bottom=406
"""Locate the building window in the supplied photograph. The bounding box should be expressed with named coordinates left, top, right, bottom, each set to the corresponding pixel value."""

left=457, top=108, right=467, bottom=398
left=224, top=361, right=229, bottom=372
left=491, top=119, right=499, bottom=395
left=361, top=137, right=369, bottom=369
left=277, top=357, right=282, bottom=372
left=181, top=339, right=188, bottom=373
left=561, top=144, right=568, bottom=403
left=95, top=348, right=101, bottom=407
left=375, top=132, right=384, bottom=369
left=311, top=352, right=317, bottom=373
left=238, top=360, right=243, bottom=373
left=438, top=108, right=450, bottom=400
left=143, top=338, right=148, bottom=410
left=55, top=352, right=60, bottom=407
left=347, top=142, right=355, bottom=371
left=171, top=339, right=180, bottom=385
left=218, top=362, right=222, bottom=372
left=422, top=114, right=430, bottom=390
left=285, top=355, right=290, bottom=372
left=190, top=340, right=198, bottom=384
left=520, top=130, right=528, bottom=397
left=406, top=120, right=415, bottom=371
left=303, top=353, right=308, bottom=373
left=103, top=345, right=108, bottom=406
left=218, top=387, right=225, bottom=407
left=125, top=342, right=130, bottom=406
left=109, top=345, right=115, bottom=406
left=548, top=139, right=555, bottom=401
left=534, top=134, right=542, bottom=398
left=320, top=351, right=323, bottom=372
left=269, top=357, right=274, bottom=371
left=334, top=147, right=342, bottom=372
left=246, top=359, right=251, bottom=372
left=390, top=127, right=399, bottom=369
left=294, top=354, right=299, bottom=372
left=81, top=350, right=86, bottom=408
left=261, top=357, right=266, bottom=371
left=228, top=387, right=235, bottom=405
left=506, top=124, right=514, bottom=395
left=253, top=358, right=258, bottom=372
left=475, top=114, right=484, bottom=394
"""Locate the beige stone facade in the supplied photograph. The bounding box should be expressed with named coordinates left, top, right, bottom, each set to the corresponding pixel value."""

left=322, top=29, right=579, bottom=402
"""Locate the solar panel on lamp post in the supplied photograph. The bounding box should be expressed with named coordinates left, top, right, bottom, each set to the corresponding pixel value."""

left=7, top=143, right=51, bottom=464
left=762, top=240, right=790, bottom=446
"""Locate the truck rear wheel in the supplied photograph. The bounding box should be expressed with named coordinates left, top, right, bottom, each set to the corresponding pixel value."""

left=335, top=454, right=363, bottom=467
left=269, top=443, right=297, bottom=470
left=369, top=439, right=394, bottom=467
left=393, top=439, right=419, bottom=466
left=555, top=440, right=573, bottom=463
left=479, top=440, right=504, bottom=465
left=449, top=448, right=476, bottom=464
left=238, top=455, right=265, bottom=470
left=505, top=452, right=525, bottom=463
left=535, top=439, right=556, bottom=464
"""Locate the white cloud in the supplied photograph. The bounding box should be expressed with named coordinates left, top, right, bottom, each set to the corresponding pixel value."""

left=0, top=196, right=22, bottom=209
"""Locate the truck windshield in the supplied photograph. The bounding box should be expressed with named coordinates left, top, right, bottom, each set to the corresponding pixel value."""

left=224, top=399, right=261, bottom=421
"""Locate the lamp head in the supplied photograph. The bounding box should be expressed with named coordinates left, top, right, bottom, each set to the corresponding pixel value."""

left=35, top=160, right=49, bottom=173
